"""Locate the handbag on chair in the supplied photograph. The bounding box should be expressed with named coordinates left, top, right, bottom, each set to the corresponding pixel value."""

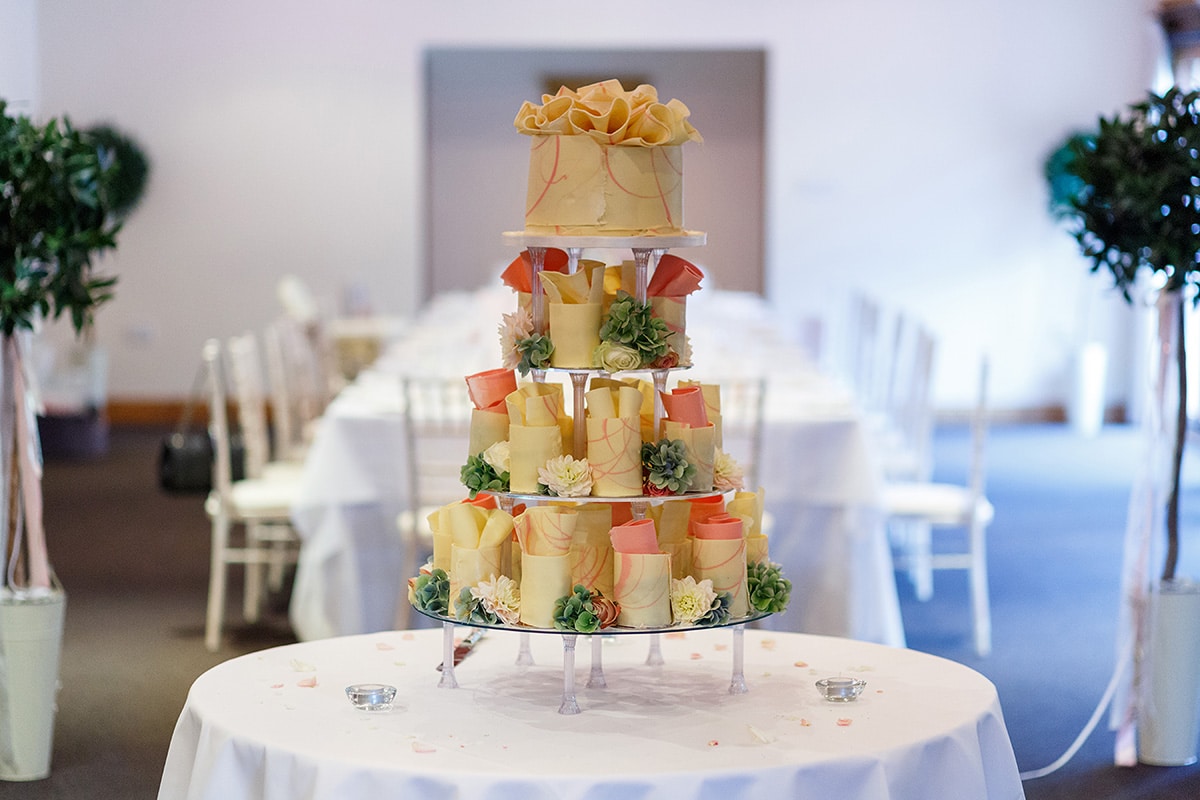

left=158, top=365, right=245, bottom=493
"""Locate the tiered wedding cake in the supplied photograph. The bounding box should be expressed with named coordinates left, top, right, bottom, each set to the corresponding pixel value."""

left=409, top=80, right=790, bottom=633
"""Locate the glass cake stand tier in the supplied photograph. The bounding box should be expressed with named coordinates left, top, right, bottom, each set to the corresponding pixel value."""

left=416, top=607, right=769, bottom=715
left=501, top=231, right=707, bottom=250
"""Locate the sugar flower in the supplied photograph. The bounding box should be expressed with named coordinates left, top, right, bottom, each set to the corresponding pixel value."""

left=593, top=340, right=642, bottom=373
left=712, top=449, right=745, bottom=492
left=499, top=308, right=534, bottom=370
left=471, top=575, right=521, bottom=625
left=538, top=455, right=594, bottom=497
left=671, top=576, right=718, bottom=625
left=481, top=440, right=511, bottom=476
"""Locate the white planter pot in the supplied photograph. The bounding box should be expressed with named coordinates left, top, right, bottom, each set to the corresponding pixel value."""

left=1139, top=580, right=1200, bottom=766
left=0, top=590, right=66, bottom=781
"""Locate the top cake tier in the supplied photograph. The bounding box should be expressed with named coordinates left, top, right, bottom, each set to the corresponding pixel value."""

left=514, top=80, right=703, bottom=237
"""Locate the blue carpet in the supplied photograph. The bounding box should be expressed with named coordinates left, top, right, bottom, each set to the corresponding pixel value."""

left=902, top=423, right=1200, bottom=799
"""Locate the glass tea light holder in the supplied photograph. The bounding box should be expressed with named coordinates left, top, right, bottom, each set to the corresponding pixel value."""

left=345, top=683, right=397, bottom=711
left=815, top=677, right=867, bottom=702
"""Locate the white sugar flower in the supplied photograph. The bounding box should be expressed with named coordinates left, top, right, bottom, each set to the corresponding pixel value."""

left=712, top=449, right=745, bottom=492
left=498, top=308, right=534, bottom=370
left=538, top=455, right=594, bottom=498
left=471, top=575, right=520, bottom=625
left=481, top=440, right=511, bottom=476
left=670, top=576, right=718, bottom=625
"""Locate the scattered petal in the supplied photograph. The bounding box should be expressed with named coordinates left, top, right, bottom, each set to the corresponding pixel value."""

left=747, top=724, right=773, bottom=744
left=412, top=742, right=437, bottom=753
left=289, top=659, right=316, bottom=672
left=376, top=642, right=395, bottom=651
left=402, top=632, right=416, bottom=640
left=664, top=631, right=686, bottom=640
left=707, top=740, right=720, bottom=747
left=836, top=718, right=853, bottom=727
left=760, top=639, right=776, bottom=650
left=270, top=683, right=284, bottom=689
left=793, top=661, right=808, bottom=668
left=296, top=676, right=318, bottom=688
left=799, top=718, right=811, bottom=727
left=690, top=652, right=703, bottom=660
left=714, top=643, right=728, bottom=651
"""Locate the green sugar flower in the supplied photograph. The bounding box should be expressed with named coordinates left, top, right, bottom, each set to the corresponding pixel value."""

left=598, top=291, right=672, bottom=366
left=641, top=438, right=696, bottom=495
left=461, top=452, right=509, bottom=499
left=515, top=333, right=554, bottom=376
left=553, top=584, right=603, bottom=633
left=410, top=568, right=451, bottom=616
left=747, top=560, right=792, bottom=613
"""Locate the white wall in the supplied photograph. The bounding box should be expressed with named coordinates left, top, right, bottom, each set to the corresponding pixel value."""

left=0, top=0, right=36, bottom=112
left=6, top=0, right=1164, bottom=412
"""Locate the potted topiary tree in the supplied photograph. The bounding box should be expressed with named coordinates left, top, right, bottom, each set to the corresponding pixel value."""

left=0, top=99, right=123, bottom=781
left=1048, top=87, right=1200, bottom=766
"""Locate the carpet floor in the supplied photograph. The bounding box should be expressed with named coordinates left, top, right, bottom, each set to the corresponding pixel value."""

left=0, top=422, right=1199, bottom=799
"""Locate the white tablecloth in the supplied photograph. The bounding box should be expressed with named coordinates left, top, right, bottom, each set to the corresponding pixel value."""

left=289, top=288, right=904, bottom=647
left=158, top=629, right=1023, bottom=800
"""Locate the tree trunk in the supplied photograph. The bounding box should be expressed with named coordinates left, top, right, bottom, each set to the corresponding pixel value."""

left=1163, top=290, right=1187, bottom=583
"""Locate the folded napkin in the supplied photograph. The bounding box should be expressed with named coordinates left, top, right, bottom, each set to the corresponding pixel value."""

left=501, top=248, right=569, bottom=294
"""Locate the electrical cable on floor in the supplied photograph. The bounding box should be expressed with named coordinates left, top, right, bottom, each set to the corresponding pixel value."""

left=1018, top=643, right=1130, bottom=781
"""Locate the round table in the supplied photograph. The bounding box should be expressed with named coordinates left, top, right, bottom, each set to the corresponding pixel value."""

left=158, top=628, right=1023, bottom=800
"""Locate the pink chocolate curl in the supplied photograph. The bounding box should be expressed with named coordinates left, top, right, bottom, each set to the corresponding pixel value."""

left=609, top=518, right=660, bottom=554
left=465, top=368, right=517, bottom=410
left=646, top=254, right=704, bottom=298
left=692, top=512, right=744, bottom=540
left=500, top=248, right=569, bottom=293
left=661, top=386, right=709, bottom=428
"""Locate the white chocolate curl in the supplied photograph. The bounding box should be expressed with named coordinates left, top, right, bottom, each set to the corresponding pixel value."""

left=514, top=79, right=702, bottom=147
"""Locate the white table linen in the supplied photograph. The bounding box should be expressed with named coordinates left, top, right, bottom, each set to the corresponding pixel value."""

left=289, top=288, right=904, bottom=647
left=158, top=629, right=1024, bottom=800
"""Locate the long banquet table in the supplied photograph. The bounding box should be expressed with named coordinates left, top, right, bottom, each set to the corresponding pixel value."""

left=288, top=288, right=905, bottom=648
left=158, top=628, right=1024, bottom=800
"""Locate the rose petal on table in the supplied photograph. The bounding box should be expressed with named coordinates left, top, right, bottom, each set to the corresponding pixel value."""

left=836, top=718, right=853, bottom=727
left=412, top=742, right=437, bottom=754
left=800, top=718, right=811, bottom=727
left=707, top=740, right=719, bottom=747
left=690, top=652, right=703, bottom=660
left=376, top=642, right=395, bottom=651
left=793, top=660, right=808, bottom=667
left=296, top=676, right=318, bottom=688
left=760, top=639, right=776, bottom=650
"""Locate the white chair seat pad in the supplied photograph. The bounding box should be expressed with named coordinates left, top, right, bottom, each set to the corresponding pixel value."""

left=882, top=481, right=994, bottom=525
left=207, top=478, right=299, bottom=519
